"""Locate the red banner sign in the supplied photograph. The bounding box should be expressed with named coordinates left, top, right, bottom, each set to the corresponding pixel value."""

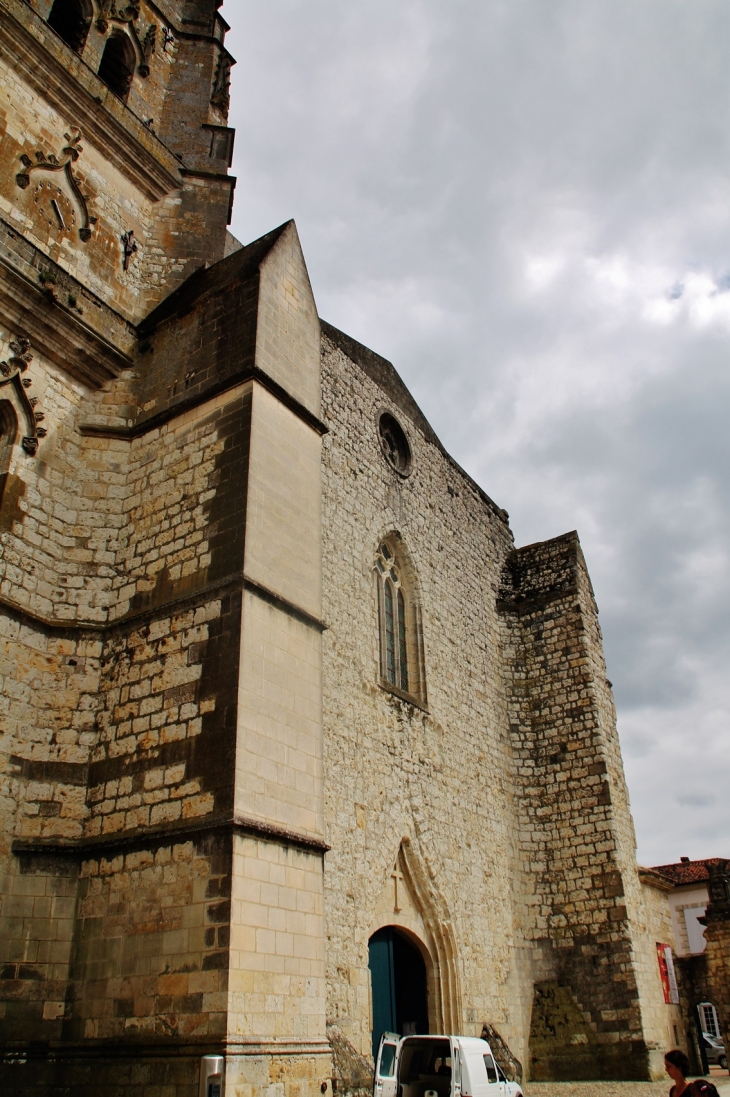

left=656, top=942, right=680, bottom=1005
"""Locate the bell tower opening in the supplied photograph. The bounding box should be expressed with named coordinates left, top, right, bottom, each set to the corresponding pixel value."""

left=98, top=30, right=136, bottom=102
left=368, top=926, right=429, bottom=1058
left=47, top=0, right=92, bottom=54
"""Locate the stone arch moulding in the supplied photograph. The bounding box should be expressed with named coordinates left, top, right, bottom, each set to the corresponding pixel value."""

left=369, top=837, right=461, bottom=1035
left=0, top=336, right=46, bottom=455
left=15, top=131, right=97, bottom=242
left=94, top=2, right=158, bottom=76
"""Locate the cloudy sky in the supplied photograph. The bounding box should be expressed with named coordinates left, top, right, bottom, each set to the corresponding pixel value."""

left=222, top=1, right=730, bottom=866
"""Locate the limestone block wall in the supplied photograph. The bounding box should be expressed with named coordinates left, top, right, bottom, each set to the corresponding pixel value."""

left=65, top=834, right=232, bottom=1044
left=0, top=342, right=131, bottom=628
left=0, top=364, right=248, bottom=1054
left=255, top=232, right=322, bottom=418
left=497, top=535, right=652, bottom=1080
left=227, top=834, right=326, bottom=1040
left=319, top=326, right=532, bottom=1070
left=113, top=384, right=253, bottom=618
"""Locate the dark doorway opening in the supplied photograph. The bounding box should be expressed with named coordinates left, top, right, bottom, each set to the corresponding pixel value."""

left=369, top=926, right=429, bottom=1058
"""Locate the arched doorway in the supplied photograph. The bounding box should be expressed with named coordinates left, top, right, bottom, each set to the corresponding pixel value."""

left=369, top=926, right=429, bottom=1058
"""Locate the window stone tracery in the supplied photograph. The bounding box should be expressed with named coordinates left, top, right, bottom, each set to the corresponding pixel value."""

left=374, top=539, right=426, bottom=705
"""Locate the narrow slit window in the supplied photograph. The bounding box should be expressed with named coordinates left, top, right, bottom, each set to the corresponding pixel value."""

left=384, top=579, right=396, bottom=685
left=397, top=588, right=408, bottom=692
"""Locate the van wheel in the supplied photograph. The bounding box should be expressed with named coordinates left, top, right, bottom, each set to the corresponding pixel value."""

left=719, top=1055, right=727, bottom=1070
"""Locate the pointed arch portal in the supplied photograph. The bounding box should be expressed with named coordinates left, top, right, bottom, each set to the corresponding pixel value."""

left=367, top=839, right=461, bottom=1058
left=369, top=926, right=429, bottom=1058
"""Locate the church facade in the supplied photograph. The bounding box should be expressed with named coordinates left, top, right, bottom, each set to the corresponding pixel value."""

left=0, top=2, right=726, bottom=1095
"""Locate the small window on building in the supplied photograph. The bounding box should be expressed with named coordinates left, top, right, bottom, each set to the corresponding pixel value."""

left=379, top=412, right=412, bottom=475
left=47, top=0, right=92, bottom=53
left=701, top=1002, right=720, bottom=1038
left=98, top=30, right=136, bottom=102
left=375, top=539, right=426, bottom=704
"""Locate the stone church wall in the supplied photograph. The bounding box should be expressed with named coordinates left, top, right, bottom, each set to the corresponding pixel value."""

left=319, top=325, right=533, bottom=1070
left=0, top=350, right=248, bottom=1054
left=320, top=325, right=666, bottom=1084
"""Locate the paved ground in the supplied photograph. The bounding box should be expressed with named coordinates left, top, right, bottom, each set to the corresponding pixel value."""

left=524, top=1076, right=730, bottom=1097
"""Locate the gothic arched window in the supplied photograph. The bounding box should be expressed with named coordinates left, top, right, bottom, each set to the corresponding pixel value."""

left=98, top=30, right=136, bottom=101
left=375, top=540, right=426, bottom=705
left=47, top=0, right=92, bottom=54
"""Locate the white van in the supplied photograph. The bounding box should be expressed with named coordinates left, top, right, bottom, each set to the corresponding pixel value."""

left=373, top=1034, right=523, bottom=1097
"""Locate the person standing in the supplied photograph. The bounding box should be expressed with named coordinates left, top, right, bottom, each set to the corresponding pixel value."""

left=665, top=1049, right=719, bottom=1097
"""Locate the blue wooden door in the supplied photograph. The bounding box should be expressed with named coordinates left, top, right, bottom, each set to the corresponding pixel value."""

left=369, top=928, right=397, bottom=1058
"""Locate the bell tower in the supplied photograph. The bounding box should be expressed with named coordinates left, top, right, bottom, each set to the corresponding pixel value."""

left=0, top=0, right=236, bottom=324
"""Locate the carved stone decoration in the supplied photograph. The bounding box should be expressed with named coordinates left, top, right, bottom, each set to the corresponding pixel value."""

left=121, top=229, right=138, bottom=271
left=0, top=335, right=45, bottom=455
left=95, top=0, right=112, bottom=33
left=16, top=132, right=97, bottom=242
left=211, top=53, right=232, bottom=113
left=139, top=24, right=156, bottom=76
left=96, top=1, right=139, bottom=32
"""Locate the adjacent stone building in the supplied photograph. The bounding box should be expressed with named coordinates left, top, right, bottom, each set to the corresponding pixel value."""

left=0, top=2, right=724, bottom=1095
left=639, top=858, right=730, bottom=1075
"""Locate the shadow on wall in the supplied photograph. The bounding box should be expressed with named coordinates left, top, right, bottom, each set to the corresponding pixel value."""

left=481, top=1023, right=523, bottom=1083
left=528, top=982, right=649, bottom=1081
left=328, top=1023, right=374, bottom=1097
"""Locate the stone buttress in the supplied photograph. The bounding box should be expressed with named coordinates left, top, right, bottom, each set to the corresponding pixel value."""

left=498, top=533, right=663, bottom=1079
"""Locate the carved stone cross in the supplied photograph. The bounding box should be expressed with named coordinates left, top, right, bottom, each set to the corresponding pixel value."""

left=391, top=863, right=405, bottom=913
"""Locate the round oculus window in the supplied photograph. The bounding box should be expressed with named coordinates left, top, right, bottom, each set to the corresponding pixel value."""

left=378, top=412, right=412, bottom=475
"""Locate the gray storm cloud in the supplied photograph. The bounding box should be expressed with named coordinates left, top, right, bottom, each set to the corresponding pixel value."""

left=223, top=0, right=730, bottom=863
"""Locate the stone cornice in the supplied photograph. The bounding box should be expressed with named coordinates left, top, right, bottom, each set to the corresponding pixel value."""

left=12, top=812, right=330, bottom=859
left=638, top=867, right=674, bottom=892
left=0, top=0, right=182, bottom=201
left=79, top=367, right=329, bottom=438
left=0, top=1037, right=331, bottom=1060
left=0, top=570, right=327, bottom=637
left=0, top=218, right=135, bottom=385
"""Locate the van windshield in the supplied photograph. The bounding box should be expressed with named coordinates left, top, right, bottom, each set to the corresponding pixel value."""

left=399, top=1040, right=452, bottom=1097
